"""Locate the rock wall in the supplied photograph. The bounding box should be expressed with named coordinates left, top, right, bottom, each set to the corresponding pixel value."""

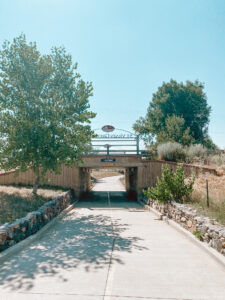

left=0, top=190, right=73, bottom=252
left=142, top=198, right=225, bottom=256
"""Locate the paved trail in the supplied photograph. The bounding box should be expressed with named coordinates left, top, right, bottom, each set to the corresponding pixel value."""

left=0, top=176, right=225, bottom=300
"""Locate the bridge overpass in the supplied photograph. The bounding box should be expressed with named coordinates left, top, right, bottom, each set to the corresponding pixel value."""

left=0, top=153, right=157, bottom=199
left=0, top=154, right=213, bottom=200
left=79, top=155, right=144, bottom=200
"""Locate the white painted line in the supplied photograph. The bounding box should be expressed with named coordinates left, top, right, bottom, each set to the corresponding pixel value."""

left=103, top=192, right=116, bottom=300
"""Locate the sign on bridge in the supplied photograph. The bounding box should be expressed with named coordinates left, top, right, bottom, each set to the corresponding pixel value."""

left=90, top=126, right=140, bottom=156
left=101, top=158, right=116, bottom=162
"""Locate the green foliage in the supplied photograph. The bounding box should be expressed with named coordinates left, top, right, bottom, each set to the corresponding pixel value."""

left=143, top=165, right=195, bottom=203
left=169, top=165, right=195, bottom=202
left=157, top=142, right=187, bottom=162
left=201, top=135, right=218, bottom=150
left=0, top=34, right=96, bottom=193
left=133, top=117, right=154, bottom=146
left=193, top=230, right=203, bottom=241
left=143, top=166, right=172, bottom=203
left=133, top=79, right=212, bottom=146
left=157, top=115, right=193, bottom=146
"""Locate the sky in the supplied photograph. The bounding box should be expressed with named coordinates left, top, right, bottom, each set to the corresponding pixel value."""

left=0, top=0, right=225, bottom=148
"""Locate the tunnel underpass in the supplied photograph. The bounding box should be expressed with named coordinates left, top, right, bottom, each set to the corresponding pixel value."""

left=79, top=167, right=138, bottom=201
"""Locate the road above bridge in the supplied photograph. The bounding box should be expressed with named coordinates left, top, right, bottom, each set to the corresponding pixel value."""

left=0, top=176, right=225, bottom=300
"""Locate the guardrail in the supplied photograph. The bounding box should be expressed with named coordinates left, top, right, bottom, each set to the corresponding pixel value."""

left=84, top=150, right=147, bottom=155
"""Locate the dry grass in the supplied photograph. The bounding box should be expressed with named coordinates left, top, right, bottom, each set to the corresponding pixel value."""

left=189, top=172, right=225, bottom=225
left=0, top=185, right=65, bottom=226
left=91, top=169, right=123, bottom=180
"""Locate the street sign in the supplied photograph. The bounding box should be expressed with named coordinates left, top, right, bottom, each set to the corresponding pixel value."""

left=101, top=158, right=116, bottom=162
left=102, top=125, right=115, bottom=132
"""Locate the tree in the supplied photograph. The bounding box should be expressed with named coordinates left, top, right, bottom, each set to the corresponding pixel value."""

left=0, top=34, right=96, bottom=194
left=143, top=165, right=195, bottom=204
left=133, top=79, right=212, bottom=146
left=157, top=115, right=193, bottom=146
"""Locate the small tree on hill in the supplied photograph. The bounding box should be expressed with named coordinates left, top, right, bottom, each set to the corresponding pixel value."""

left=0, top=34, right=96, bottom=194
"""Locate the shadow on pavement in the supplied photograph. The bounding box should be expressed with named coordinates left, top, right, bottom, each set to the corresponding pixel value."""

left=0, top=199, right=148, bottom=292
left=79, top=191, right=138, bottom=207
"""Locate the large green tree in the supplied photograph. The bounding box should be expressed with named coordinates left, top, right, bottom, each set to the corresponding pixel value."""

left=133, top=79, right=212, bottom=147
left=0, top=34, right=96, bottom=194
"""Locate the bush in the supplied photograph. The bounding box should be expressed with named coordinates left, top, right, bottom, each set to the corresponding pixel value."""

left=157, top=142, right=186, bottom=162
left=144, top=146, right=157, bottom=160
left=187, top=144, right=207, bottom=161
left=143, top=165, right=195, bottom=203
left=209, top=153, right=225, bottom=166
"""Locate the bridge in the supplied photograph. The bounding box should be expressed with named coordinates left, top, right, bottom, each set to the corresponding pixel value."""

left=0, top=127, right=224, bottom=299
left=0, top=126, right=152, bottom=199
left=0, top=153, right=158, bottom=200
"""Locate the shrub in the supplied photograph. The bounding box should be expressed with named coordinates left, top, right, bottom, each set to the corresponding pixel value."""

left=143, top=165, right=195, bottom=203
left=157, top=142, right=186, bottom=162
left=209, top=153, right=225, bottom=166
left=187, top=144, right=207, bottom=160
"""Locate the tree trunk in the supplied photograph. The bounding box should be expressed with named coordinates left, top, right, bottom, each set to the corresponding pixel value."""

left=33, top=174, right=40, bottom=195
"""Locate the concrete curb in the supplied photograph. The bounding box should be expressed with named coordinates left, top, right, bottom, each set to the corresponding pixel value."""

left=138, top=200, right=225, bottom=269
left=0, top=200, right=78, bottom=263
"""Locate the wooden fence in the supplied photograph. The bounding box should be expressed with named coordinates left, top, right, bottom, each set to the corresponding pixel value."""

left=138, top=160, right=217, bottom=189
left=0, top=160, right=218, bottom=194
left=0, top=165, right=80, bottom=190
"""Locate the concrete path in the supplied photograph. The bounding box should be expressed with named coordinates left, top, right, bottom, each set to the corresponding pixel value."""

left=0, top=176, right=225, bottom=300
left=92, top=175, right=126, bottom=192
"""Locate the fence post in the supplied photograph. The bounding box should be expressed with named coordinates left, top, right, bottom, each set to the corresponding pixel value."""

left=205, top=172, right=209, bottom=207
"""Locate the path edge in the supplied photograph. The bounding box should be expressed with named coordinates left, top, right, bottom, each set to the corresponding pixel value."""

left=0, top=200, right=78, bottom=263
left=138, top=199, right=225, bottom=269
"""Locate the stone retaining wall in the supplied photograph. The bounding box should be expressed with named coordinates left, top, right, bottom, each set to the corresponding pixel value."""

left=0, top=190, right=73, bottom=252
left=142, top=198, right=225, bottom=256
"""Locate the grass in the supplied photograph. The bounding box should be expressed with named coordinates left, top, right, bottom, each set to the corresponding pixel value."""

left=190, top=200, right=225, bottom=225
left=0, top=185, right=65, bottom=226
left=189, top=172, right=225, bottom=225
left=193, top=230, right=203, bottom=241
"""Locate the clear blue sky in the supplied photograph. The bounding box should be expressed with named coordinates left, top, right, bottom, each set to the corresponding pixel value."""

left=0, top=0, right=225, bottom=148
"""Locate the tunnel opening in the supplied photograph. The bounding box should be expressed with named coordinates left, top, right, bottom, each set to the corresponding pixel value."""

left=79, top=167, right=138, bottom=201
left=90, top=168, right=125, bottom=191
